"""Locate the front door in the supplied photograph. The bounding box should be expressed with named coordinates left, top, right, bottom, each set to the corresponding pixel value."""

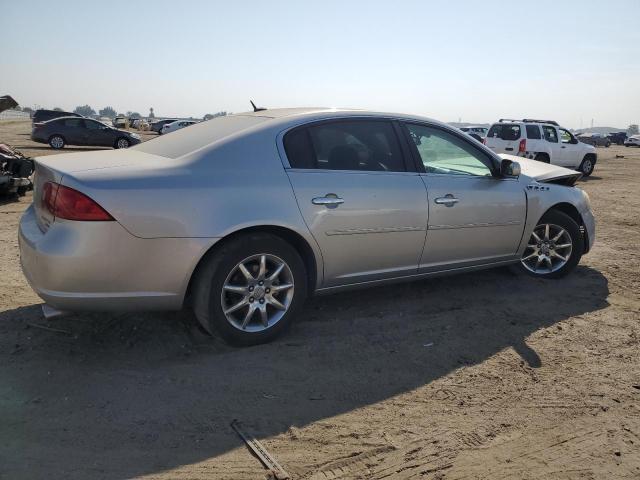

left=283, top=119, right=429, bottom=287
left=84, top=119, right=113, bottom=147
left=402, top=123, right=526, bottom=270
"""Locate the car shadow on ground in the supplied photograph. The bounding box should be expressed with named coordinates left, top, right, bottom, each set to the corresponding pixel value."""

left=0, top=265, right=609, bottom=479
left=10, top=145, right=111, bottom=152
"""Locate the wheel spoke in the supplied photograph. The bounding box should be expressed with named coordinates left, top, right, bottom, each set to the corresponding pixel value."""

left=259, top=305, right=268, bottom=327
left=531, top=231, right=542, bottom=243
left=552, top=229, right=566, bottom=242
left=535, top=256, right=543, bottom=271
left=269, top=296, right=287, bottom=310
left=522, top=252, right=538, bottom=261
left=238, top=263, right=254, bottom=281
left=544, top=224, right=550, bottom=241
left=224, top=298, right=248, bottom=315
left=555, top=243, right=572, bottom=249
left=223, top=284, right=246, bottom=294
left=241, top=304, right=256, bottom=329
left=267, top=263, right=284, bottom=282
left=258, top=255, right=266, bottom=279
left=270, top=282, right=293, bottom=292
left=551, top=251, right=568, bottom=261
left=545, top=256, right=553, bottom=270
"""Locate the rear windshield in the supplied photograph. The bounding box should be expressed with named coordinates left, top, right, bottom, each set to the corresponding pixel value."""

left=132, top=115, right=270, bottom=159
left=487, top=123, right=521, bottom=141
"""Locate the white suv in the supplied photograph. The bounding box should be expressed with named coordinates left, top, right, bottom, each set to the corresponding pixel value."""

left=485, top=119, right=597, bottom=176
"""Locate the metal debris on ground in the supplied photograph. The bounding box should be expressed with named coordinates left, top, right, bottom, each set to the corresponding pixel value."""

left=230, top=419, right=291, bottom=480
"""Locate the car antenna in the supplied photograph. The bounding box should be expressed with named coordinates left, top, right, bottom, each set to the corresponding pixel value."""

left=250, top=100, right=267, bottom=112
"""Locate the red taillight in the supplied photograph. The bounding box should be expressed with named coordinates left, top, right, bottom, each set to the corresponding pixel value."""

left=518, top=138, right=527, bottom=153
left=42, top=182, right=114, bottom=221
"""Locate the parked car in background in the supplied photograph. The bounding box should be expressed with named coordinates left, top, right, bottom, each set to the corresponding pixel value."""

left=577, top=133, right=611, bottom=147
left=31, top=117, right=141, bottom=149
left=624, top=135, right=640, bottom=147
left=160, top=120, right=197, bottom=135
left=151, top=119, right=179, bottom=134
left=485, top=119, right=597, bottom=176
left=19, top=108, right=595, bottom=346
left=32, top=109, right=82, bottom=127
left=607, top=131, right=627, bottom=145
left=112, top=116, right=128, bottom=128
left=459, top=126, right=488, bottom=142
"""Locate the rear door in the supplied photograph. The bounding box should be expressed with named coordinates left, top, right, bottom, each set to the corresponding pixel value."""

left=402, top=122, right=526, bottom=270
left=485, top=123, right=522, bottom=155
left=60, top=118, right=85, bottom=145
left=283, top=119, right=429, bottom=287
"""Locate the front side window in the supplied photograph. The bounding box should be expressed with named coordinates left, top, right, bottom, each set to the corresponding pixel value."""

left=543, top=126, right=558, bottom=143
left=284, top=120, right=405, bottom=172
left=85, top=120, right=105, bottom=130
left=559, top=128, right=575, bottom=144
left=405, top=123, right=493, bottom=177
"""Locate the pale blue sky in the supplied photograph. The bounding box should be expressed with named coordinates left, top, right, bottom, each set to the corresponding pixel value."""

left=2, top=0, right=639, bottom=128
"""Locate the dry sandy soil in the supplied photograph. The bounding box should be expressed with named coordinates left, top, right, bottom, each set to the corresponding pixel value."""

left=1, top=120, right=639, bottom=479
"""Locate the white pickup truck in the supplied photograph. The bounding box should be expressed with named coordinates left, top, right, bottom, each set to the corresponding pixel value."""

left=485, top=119, right=597, bottom=176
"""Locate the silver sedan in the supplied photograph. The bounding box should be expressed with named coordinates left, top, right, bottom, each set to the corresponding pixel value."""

left=19, top=108, right=595, bottom=345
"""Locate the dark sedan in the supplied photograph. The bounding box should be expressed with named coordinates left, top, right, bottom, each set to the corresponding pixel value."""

left=31, top=117, right=142, bottom=149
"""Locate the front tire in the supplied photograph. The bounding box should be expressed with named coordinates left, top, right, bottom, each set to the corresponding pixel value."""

left=192, top=233, right=308, bottom=346
left=579, top=155, right=595, bottom=176
left=115, top=137, right=130, bottom=149
left=519, top=210, right=582, bottom=279
left=48, top=135, right=65, bottom=149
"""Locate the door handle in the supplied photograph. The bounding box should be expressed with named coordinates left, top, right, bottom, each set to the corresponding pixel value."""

left=561, top=145, right=566, bottom=148
left=312, top=194, right=344, bottom=207
left=434, top=195, right=459, bottom=207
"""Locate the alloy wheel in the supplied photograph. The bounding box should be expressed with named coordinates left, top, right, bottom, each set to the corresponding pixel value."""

left=50, top=136, right=64, bottom=149
left=582, top=159, right=592, bottom=174
left=116, top=138, right=129, bottom=149
left=221, top=254, right=295, bottom=332
left=521, top=223, right=573, bottom=274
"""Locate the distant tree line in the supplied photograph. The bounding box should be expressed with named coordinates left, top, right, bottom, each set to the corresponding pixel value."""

left=203, top=111, right=228, bottom=120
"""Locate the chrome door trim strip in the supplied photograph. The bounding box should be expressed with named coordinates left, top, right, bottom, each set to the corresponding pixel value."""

left=428, top=220, right=522, bottom=230
left=326, top=226, right=426, bottom=236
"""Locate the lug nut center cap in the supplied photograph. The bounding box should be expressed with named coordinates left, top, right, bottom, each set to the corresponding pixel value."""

left=253, top=286, right=266, bottom=299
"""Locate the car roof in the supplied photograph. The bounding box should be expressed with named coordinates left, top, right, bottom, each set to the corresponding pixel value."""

left=43, top=116, right=86, bottom=123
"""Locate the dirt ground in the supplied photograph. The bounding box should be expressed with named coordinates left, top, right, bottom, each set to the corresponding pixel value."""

left=1, top=119, right=639, bottom=479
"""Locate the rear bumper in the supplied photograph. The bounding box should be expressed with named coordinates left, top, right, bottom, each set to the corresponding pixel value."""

left=19, top=205, right=215, bottom=312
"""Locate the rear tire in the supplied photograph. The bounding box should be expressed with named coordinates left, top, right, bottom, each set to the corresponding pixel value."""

left=48, top=135, right=65, bottom=149
left=534, top=153, right=550, bottom=163
left=518, top=210, right=582, bottom=279
left=579, top=155, right=595, bottom=176
left=192, top=233, right=308, bottom=346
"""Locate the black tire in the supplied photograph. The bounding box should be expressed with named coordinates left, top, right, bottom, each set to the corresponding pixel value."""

left=605, top=142, right=611, bottom=148
left=579, top=155, right=596, bottom=176
left=518, top=210, right=582, bottom=279
left=192, top=233, right=308, bottom=346
left=48, top=135, right=65, bottom=149
left=534, top=153, right=550, bottom=163
left=115, top=137, right=130, bottom=149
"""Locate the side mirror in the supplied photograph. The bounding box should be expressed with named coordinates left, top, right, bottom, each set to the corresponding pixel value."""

left=500, top=159, right=521, bottom=177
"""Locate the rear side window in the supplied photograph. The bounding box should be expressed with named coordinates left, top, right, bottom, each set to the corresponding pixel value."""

left=487, top=124, right=521, bottom=141
left=64, top=118, right=83, bottom=127
left=285, top=120, right=405, bottom=172
left=542, top=126, right=558, bottom=143
left=525, top=125, right=541, bottom=139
